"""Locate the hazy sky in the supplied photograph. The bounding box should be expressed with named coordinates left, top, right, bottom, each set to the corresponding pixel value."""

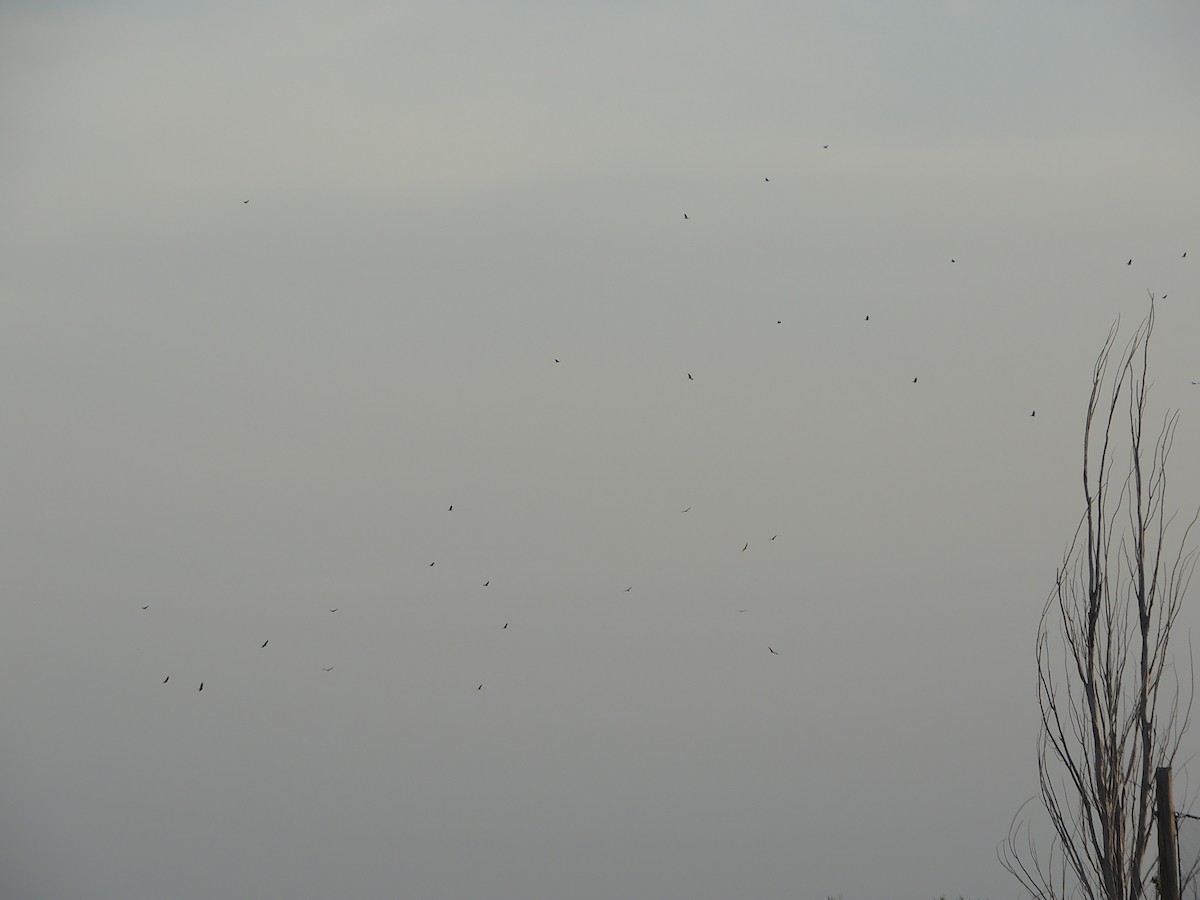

left=3, top=3, right=1200, bottom=899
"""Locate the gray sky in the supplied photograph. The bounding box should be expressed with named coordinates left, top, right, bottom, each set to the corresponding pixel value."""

left=3, top=3, right=1200, bottom=898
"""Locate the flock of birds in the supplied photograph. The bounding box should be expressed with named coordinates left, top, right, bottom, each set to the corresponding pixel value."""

left=143, top=184, right=1192, bottom=695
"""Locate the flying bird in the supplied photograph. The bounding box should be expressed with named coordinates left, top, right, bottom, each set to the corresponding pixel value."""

left=865, top=315, right=869, bottom=321
left=913, top=377, right=918, bottom=383
left=1031, top=411, right=1036, bottom=417
left=823, top=144, right=828, bottom=149
left=742, top=543, right=748, bottom=552
left=555, top=359, right=560, bottom=363
left=681, top=507, right=691, bottom=513
left=199, top=682, right=204, bottom=692
left=625, top=586, right=632, bottom=592
left=448, top=505, right=453, bottom=511
left=329, top=608, right=338, bottom=613
left=770, top=535, right=777, bottom=540
left=1127, top=259, right=1132, bottom=265
left=429, top=561, right=435, bottom=566
left=322, top=667, right=334, bottom=672
left=141, top=605, right=149, bottom=610
left=163, top=676, right=169, bottom=683
left=777, top=320, right=782, bottom=324
left=483, top=581, right=490, bottom=586
left=683, top=213, right=688, bottom=219
left=768, top=646, right=779, bottom=655
left=737, top=609, right=749, bottom=613
left=502, top=623, right=508, bottom=629
left=261, top=640, right=269, bottom=648
left=477, top=684, right=483, bottom=690
left=242, top=200, right=249, bottom=204
left=687, top=373, right=693, bottom=380
left=951, top=259, right=956, bottom=263
left=1183, top=252, right=1188, bottom=258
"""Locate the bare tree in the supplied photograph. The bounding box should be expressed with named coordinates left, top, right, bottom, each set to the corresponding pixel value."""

left=1000, top=298, right=1199, bottom=900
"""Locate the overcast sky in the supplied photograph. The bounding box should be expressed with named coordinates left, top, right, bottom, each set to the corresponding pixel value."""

left=3, top=3, right=1200, bottom=899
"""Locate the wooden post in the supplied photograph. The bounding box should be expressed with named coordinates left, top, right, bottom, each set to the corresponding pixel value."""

left=1157, top=766, right=1181, bottom=900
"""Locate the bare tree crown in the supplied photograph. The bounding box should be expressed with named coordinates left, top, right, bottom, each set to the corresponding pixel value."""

left=1001, top=298, right=1199, bottom=900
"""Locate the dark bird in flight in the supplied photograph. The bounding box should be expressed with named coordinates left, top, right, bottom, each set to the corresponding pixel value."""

left=448, top=505, right=453, bottom=511
left=262, top=640, right=269, bottom=648
left=1184, top=252, right=1188, bottom=258
left=913, top=377, right=918, bottom=383
left=477, top=684, right=483, bottom=690
left=742, top=543, right=749, bottom=552
left=322, top=667, right=334, bottom=672
left=483, top=581, right=489, bottom=586
left=687, top=373, right=693, bottom=380
left=555, top=359, right=560, bottom=363
left=951, top=259, right=956, bottom=263
left=765, top=177, right=770, bottom=182
left=1192, top=382, right=1199, bottom=385
left=429, top=561, right=435, bottom=566
left=199, top=682, right=204, bottom=692
left=329, top=608, right=338, bottom=613
left=1031, top=411, right=1036, bottom=417
left=1127, top=259, right=1132, bottom=265
left=141, top=605, right=149, bottom=610
left=242, top=200, right=249, bottom=204
left=163, top=676, right=169, bottom=683
left=1163, top=294, right=1168, bottom=299
left=865, top=315, right=869, bottom=321
left=737, top=609, right=749, bottom=613
left=683, top=213, right=688, bottom=219
left=625, top=586, right=632, bottom=592
left=770, top=535, right=777, bottom=541
left=777, top=320, right=782, bottom=324
left=681, top=507, right=691, bottom=513
left=823, top=144, right=828, bottom=149
left=502, top=623, right=508, bottom=629
left=768, top=646, right=779, bottom=654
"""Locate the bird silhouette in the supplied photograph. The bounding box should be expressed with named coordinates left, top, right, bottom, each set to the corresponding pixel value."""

left=429, top=561, right=435, bottom=566
left=865, top=315, right=869, bottom=321
left=768, top=646, right=779, bottom=654
left=261, top=640, right=269, bottom=648
left=681, top=507, right=691, bottom=513
left=742, top=543, right=748, bottom=552
left=625, top=586, right=632, bottom=592
left=823, top=144, right=828, bottom=149
left=687, top=373, right=693, bottom=380
left=1184, top=252, right=1188, bottom=258
left=770, top=535, right=777, bottom=540
left=777, top=320, right=782, bottom=324
left=502, top=623, right=508, bottom=629
left=555, top=359, right=560, bottom=363
left=163, top=676, right=169, bottom=683
left=323, top=667, right=334, bottom=672
left=913, top=377, right=918, bottom=383
left=199, top=682, right=204, bottom=692
left=1128, top=259, right=1132, bottom=265
left=683, top=213, right=688, bottom=219
left=329, top=608, right=338, bottom=613
left=448, top=505, right=453, bottom=511
left=242, top=200, right=249, bottom=204
left=1031, top=411, right=1036, bottom=417
left=483, top=581, right=490, bottom=586
left=737, top=609, right=749, bottom=613
left=951, top=259, right=956, bottom=263
left=141, top=605, right=149, bottom=610
left=477, top=684, right=483, bottom=690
